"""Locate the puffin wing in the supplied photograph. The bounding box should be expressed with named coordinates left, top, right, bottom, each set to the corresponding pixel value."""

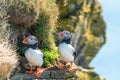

left=34, top=49, right=43, bottom=56
left=68, top=44, right=76, bottom=60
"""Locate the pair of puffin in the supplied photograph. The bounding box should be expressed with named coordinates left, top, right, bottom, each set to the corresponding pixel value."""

left=57, top=30, right=76, bottom=72
left=22, top=30, right=76, bottom=78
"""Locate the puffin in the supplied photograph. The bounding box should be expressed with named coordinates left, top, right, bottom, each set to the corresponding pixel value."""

left=22, top=35, right=43, bottom=78
left=57, top=30, right=76, bottom=73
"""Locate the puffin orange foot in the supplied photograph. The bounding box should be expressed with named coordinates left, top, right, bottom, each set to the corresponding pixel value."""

left=58, top=65, right=64, bottom=70
left=67, top=67, right=73, bottom=73
left=26, top=70, right=33, bottom=74
left=34, top=71, right=41, bottom=78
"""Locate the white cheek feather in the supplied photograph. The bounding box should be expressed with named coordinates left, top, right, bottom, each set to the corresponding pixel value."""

left=58, top=43, right=74, bottom=62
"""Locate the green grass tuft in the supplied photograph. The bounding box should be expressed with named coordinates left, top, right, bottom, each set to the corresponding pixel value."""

left=41, top=47, right=59, bottom=67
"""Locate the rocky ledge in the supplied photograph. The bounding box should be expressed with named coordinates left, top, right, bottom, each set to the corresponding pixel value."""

left=11, top=66, right=104, bottom=80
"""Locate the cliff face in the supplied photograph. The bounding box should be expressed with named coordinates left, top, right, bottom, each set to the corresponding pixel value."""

left=0, top=0, right=106, bottom=80
left=56, top=0, right=106, bottom=66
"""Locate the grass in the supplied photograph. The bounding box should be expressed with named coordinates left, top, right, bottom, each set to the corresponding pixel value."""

left=7, top=0, right=41, bottom=27
left=11, top=0, right=59, bottom=67
left=41, top=47, right=59, bottom=67
left=0, top=24, right=18, bottom=79
left=0, top=0, right=18, bottom=79
left=33, top=11, right=59, bottom=66
left=32, top=13, right=55, bottom=50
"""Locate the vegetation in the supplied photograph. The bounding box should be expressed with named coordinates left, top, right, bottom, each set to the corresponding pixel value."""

left=0, top=0, right=18, bottom=79
left=0, top=0, right=106, bottom=79
left=56, top=0, right=106, bottom=66
left=76, top=70, right=100, bottom=80
left=0, top=0, right=59, bottom=78
left=42, top=47, right=59, bottom=67
left=9, top=0, right=59, bottom=67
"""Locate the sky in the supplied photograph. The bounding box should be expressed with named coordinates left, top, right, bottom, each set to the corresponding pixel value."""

left=90, top=0, right=120, bottom=80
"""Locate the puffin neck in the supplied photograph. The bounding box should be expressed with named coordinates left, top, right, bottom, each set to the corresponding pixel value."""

left=62, top=38, right=71, bottom=44
left=27, top=43, right=38, bottom=49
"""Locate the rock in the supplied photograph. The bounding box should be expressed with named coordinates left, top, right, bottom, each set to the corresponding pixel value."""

left=11, top=66, right=103, bottom=80
left=57, top=0, right=106, bottom=67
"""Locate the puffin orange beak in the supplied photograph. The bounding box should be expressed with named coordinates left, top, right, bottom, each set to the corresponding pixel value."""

left=22, top=38, right=28, bottom=44
left=58, top=32, right=63, bottom=38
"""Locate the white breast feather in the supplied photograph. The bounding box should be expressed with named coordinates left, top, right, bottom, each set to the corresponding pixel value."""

left=25, top=48, right=43, bottom=66
left=58, top=43, right=75, bottom=62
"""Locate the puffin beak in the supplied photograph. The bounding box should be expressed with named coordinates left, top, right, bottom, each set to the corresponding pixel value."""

left=58, top=32, right=63, bottom=38
left=22, top=38, right=28, bottom=44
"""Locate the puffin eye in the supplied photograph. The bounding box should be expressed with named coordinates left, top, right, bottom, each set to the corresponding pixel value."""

left=34, top=38, right=37, bottom=41
left=30, top=38, right=33, bottom=40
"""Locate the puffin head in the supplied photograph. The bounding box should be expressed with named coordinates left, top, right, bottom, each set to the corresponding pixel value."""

left=58, top=30, right=71, bottom=40
left=22, top=35, right=38, bottom=45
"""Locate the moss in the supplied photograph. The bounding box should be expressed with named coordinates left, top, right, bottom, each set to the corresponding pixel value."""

left=41, top=47, right=59, bottom=67
left=76, top=70, right=100, bottom=80
left=57, top=18, right=74, bottom=32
